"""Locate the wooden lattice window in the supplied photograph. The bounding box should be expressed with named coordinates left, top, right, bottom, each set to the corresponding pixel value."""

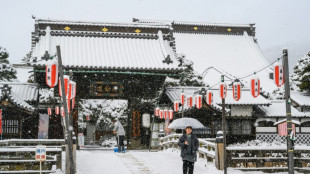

left=3, top=120, right=19, bottom=134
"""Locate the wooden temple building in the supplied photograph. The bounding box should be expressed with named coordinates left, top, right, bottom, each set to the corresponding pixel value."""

left=5, top=17, right=309, bottom=147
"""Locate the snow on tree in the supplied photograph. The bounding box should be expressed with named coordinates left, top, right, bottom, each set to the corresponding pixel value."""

left=165, top=53, right=205, bottom=87
left=0, top=47, right=17, bottom=81
left=291, top=51, right=310, bottom=92
left=78, top=99, right=128, bottom=129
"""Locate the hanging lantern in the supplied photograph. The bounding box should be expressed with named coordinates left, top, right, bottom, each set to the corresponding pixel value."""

left=195, top=95, right=202, bottom=109
left=232, top=81, right=241, bottom=101
left=69, top=81, right=76, bottom=99
left=0, top=109, right=2, bottom=135
left=164, top=109, right=168, bottom=120
left=55, top=106, right=60, bottom=115
left=47, top=108, right=52, bottom=116
left=45, top=60, right=58, bottom=88
left=250, top=76, right=260, bottom=98
left=59, top=75, right=70, bottom=97
left=206, top=91, right=213, bottom=105
left=159, top=109, right=164, bottom=119
left=180, top=93, right=186, bottom=106
left=168, top=109, right=173, bottom=120
left=72, top=98, right=75, bottom=109
left=219, top=82, right=227, bottom=99
left=86, top=115, right=90, bottom=121
left=173, top=101, right=179, bottom=112
left=155, top=107, right=160, bottom=117
left=274, top=63, right=284, bottom=87
left=67, top=99, right=71, bottom=114
left=61, top=107, right=64, bottom=117
left=187, top=96, right=193, bottom=108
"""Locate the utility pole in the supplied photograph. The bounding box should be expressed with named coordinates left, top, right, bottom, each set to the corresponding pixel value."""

left=283, top=49, right=294, bottom=174
left=57, top=46, right=75, bottom=174
left=221, top=75, right=227, bottom=174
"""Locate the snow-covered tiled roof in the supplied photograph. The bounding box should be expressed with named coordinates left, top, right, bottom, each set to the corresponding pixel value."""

left=134, top=18, right=276, bottom=94
left=29, top=20, right=180, bottom=72
left=173, top=31, right=276, bottom=93
left=258, top=100, right=310, bottom=118
left=0, top=83, right=37, bottom=112
left=165, top=87, right=270, bottom=107
left=0, top=83, right=38, bottom=101
left=291, top=91, right=310, bottom=107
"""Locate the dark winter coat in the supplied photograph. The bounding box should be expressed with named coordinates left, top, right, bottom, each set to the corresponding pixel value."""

left=178, top=133, right=199, bottom=162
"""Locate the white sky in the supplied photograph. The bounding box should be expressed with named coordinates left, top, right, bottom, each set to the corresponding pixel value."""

left=0, top=0, right=309, bottom=71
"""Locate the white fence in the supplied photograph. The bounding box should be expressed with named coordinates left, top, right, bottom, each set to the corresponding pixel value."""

left=159, top=134, right=216, bottom=162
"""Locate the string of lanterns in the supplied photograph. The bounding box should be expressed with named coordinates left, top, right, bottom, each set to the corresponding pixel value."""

left=168, top=58, right=285, bottom=114
left=45, top=59, right=77, bottom=117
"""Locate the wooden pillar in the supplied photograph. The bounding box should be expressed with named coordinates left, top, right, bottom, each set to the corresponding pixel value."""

left=215, top=131, right=224, bottom=170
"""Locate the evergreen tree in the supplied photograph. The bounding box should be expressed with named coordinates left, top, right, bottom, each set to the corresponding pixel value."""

left=291, top=51, right=310, bottom=92
left=165, top=54, right=205, bottom=87
left=0, top=47, right=17, bottom=81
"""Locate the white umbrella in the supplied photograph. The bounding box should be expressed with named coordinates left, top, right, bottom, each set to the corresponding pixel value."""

left=168, top=117, right=204, bottom=129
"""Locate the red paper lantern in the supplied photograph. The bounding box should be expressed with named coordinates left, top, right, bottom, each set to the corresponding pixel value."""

left=250, top=76, right=260, bottom=98
left=232, top=81, right=241, bottom=101
left=47, top=108, right=52, bottom=116
left=168, top=109, right=173, bottom=120
left=206, top=91, right=213, bottom=105
left=55, top=106, right=60, bottom=115
left=187, top=96, right=193, bottom=108
left=195, top=95, right=202, bottom=109
left=45, top=60, right=58, bottom=88
left=61, top=107, right=64, bottom=117
left=86, top=115, right=90, bottom=121
left=59, top=75, right=69, bottom=97
left=69, top=81, right=76, bottom=99
left=180, top=93, right=186, bottom=106
left=159, top=109, right=164, bottom=119
left=164, top=109, right=168, bottom=120
left=274, top=63, right=284, bottom=87
left=72, top=98, right=75, bottom=109
left=0, top=109, right=2, bottom=135
left=67, top=99, right=71, bottom=114
left=219, top=82, right=227, bottom=99
left=173, top=101, right=179, bottom=112
left=155, top=107, right=160, bottom=117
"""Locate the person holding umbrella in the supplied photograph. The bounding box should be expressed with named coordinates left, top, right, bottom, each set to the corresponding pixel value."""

left=178, top=125, right=199, bottom=174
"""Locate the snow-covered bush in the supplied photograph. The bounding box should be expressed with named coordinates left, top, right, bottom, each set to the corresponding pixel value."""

left=0, top=47, right=17, bottom=82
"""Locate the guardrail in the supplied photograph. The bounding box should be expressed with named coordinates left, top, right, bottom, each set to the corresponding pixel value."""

left=159, top=134, right=216, bottom=162
left=0, top=139, right=65, bottom=173
left=226, top=146, right=310, bottom=172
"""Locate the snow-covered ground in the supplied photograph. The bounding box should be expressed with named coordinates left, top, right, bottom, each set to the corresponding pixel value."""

left=55, top=148, right=303, bottom=174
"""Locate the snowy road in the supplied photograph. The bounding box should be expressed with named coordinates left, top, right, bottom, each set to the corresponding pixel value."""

left=54, top=149, right=303, bottom=174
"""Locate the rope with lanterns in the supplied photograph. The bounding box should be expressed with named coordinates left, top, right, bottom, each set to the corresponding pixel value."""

left=154, top=57, right=285, bottom=120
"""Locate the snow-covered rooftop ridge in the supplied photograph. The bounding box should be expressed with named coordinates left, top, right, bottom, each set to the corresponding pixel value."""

left=133, top=18, right=254, bottom=28
left=258, top=100, right=310, bottom=118
left=273, top=118, right=301, bottom=126
left=37, top=18, right=171, bottom=29
left=0, top=82, right=38, bottom=101
left=291, top=91, right=310, bottom=106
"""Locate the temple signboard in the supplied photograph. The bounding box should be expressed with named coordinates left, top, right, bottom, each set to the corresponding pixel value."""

left=89, top=81, right=124, bottom=97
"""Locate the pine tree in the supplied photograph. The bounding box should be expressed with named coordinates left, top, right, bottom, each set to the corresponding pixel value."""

left=165, top=54, right=205, bottom=87
left=0, top=47, right=17, bottom=81
left=291, top=51, right=310, bottom=92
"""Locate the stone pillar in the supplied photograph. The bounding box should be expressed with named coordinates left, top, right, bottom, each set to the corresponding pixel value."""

left=73, top=134, right=77, bottom=173
left=215, top=131, right=224, bottom=170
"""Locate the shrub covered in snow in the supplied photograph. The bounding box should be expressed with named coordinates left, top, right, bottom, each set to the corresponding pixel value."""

left=0, top=47, right=17, bottom=82
left=291, top=51, right=310, bottom=92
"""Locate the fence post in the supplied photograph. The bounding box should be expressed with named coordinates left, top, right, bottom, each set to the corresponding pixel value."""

left=215, top=131, right=224, bottom=170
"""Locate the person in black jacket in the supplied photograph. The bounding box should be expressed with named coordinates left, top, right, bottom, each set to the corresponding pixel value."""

left=178, top=125, right=199, bottom=174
